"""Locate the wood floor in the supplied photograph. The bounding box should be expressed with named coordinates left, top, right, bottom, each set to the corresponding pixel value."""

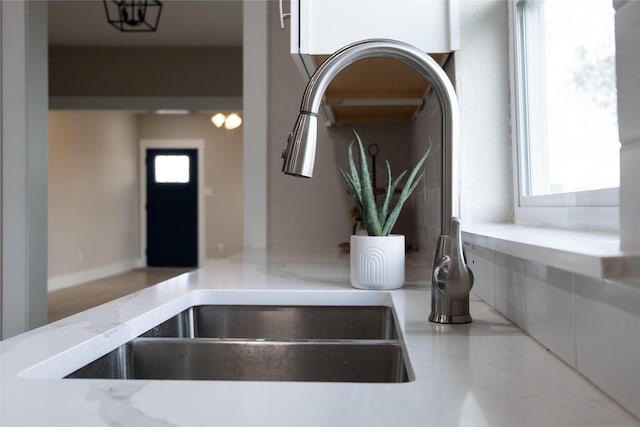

left=48, top=267, right=193, bottom=323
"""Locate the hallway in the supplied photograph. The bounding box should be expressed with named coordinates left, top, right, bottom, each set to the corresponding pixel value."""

left=47, top=267, right=193, bottom=323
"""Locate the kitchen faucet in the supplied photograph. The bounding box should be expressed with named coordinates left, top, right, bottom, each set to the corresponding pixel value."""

left=281, top=39, right=473, bottom=323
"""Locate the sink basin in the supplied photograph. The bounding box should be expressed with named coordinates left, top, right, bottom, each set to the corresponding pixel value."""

left=66, top=304, right=411, bottom=383
left=140, top=305, right=398, bottom=339
left=67, top=338, right=407, bottom=382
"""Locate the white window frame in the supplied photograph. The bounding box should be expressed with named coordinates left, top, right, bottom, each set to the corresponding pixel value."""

left=509, top=0, right=619, bottom=232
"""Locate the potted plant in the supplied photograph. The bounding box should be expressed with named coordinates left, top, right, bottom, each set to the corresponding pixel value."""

left=339, top=131, right=429, bottom=289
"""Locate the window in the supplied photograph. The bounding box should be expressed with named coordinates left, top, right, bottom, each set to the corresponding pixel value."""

left=154, top=155, right=190, bottom=183
left=511, top=0, right=619, bottom=229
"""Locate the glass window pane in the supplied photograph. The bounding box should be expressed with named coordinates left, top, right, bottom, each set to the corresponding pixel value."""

left=154, top=155, right=190, bottom=183
left=521, top=0, right=619, bottom=196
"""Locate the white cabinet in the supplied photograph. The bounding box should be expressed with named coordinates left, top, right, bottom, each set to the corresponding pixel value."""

left=287, top=0, right=459, bottom=125
left=290, top=0, right=459, bottom=77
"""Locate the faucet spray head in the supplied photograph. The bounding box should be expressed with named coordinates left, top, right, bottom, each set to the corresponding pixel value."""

left=281, top=112, right=318, bottom=178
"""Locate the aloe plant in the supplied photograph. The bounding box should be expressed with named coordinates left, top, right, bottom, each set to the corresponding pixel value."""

left=339, top=131, right=430, bottom=237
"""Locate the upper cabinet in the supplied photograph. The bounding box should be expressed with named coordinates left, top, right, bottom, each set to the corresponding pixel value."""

left=287, top=0, right=459, bottom=125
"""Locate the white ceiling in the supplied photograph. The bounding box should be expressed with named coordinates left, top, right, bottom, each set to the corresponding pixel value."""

left=48, top=0, right=243, bottom=47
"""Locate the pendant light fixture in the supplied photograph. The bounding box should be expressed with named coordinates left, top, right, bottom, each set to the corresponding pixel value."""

left=103, top=0, right=163, bottom=32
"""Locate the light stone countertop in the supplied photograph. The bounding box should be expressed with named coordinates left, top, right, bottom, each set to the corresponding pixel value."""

left=1, top=250, right=638, bottom=427
left=463, top=223, right=640, bottom=283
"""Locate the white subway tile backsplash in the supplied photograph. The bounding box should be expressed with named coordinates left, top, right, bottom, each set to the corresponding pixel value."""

left=465, top=244, right=495, bottom=306
left=525, top=261, right=576, bottom=367
left=620, top=142, right=640, bottom=252
left=463, top=245, right=639, bottom=418
left=494, top=252, right=527, bottom=328
left=574, top=276, right=640, bottom=420
left=613, top=0, right=630, bottom=10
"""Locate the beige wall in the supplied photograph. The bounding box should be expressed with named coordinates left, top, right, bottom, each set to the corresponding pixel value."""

left=48, top=111, right=139, bottom=278
left=49, top=111, right=244, bottom=284
left=138, top=114, right=243, bottom=258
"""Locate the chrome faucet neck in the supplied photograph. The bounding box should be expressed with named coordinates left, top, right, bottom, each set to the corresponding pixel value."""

left=282, top=39, right=473, bottom=323
left=283, top=39, right=459, bottom=233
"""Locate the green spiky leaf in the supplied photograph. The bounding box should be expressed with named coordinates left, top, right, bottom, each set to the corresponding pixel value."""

left=381, top=147, right=430, bottom=235
left=353, top=132, right=381, bottom=235
left=338, top=131, right=430, bottom=237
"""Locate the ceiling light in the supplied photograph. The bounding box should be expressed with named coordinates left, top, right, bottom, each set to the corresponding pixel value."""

left=103, top=0, right=163, bottom=32
left=154, top=109, right=190, bottom=115
left=224, top=113, right=242, bottom=130
left=211, top=113, right=242, bottom=130
left=211, top=113, right=226, bottom=128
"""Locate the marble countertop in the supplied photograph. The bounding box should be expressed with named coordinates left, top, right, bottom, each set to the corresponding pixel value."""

left=1, top=250, right=638, bottom=427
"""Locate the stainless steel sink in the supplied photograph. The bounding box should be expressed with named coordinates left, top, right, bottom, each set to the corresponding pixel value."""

left=67, top=338, right=407, bottom=382
left=66, top=305, right=411, bottom=383
left=140, top=305, right=398, bottom=339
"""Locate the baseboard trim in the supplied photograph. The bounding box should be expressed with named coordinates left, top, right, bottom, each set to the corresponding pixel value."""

left=48, top=258, right=145, bottom=292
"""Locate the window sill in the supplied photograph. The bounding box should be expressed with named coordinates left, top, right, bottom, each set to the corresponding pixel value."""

left=462, top=223, right=640, bottom=284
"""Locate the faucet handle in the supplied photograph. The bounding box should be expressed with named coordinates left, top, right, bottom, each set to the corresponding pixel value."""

left=432, top=217, right=473, bottom=300
left=432, top=255, right=450, bottom=294
left=448, top=217, right=474, bottom=298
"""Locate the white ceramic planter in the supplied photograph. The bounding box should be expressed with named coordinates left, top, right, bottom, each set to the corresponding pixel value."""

left=350, top=235, right=405, bottom=290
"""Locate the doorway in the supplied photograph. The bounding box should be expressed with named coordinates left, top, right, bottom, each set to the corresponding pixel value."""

left=146, top=149, right=198, bottom=266
left=140, top=140, right=205, bottom=267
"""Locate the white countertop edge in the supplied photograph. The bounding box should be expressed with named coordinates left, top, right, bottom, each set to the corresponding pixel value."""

left=462, top=223, right=640, bottom=284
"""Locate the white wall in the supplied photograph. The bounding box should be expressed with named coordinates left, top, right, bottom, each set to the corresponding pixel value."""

left=243, top=0, right=268, bottom=249
left=48, top=111, right=140, bottom=283
left=138, top=114, right=244, bottom=259
left=455, top=0, right=512, bottom=225
left=1, top=1, right=48, bottom=339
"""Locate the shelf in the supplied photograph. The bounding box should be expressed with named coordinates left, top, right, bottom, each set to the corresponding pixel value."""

left=312, top=54, right=449, bottom=126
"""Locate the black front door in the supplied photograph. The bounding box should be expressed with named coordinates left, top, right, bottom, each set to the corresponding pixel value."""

left=146, top=149, right=198, bottom=267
